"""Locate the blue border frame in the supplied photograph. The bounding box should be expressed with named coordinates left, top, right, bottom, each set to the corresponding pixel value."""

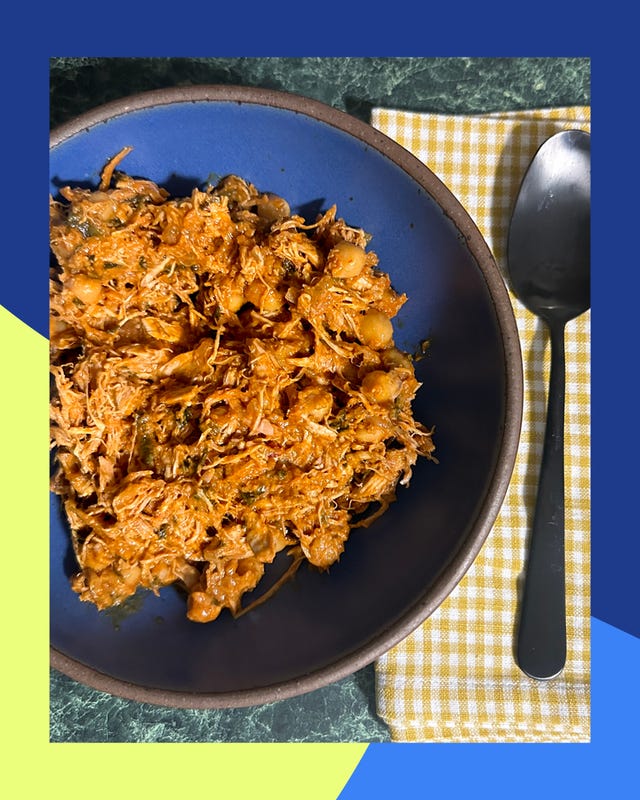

left=5, top=27, right=636, bottom=796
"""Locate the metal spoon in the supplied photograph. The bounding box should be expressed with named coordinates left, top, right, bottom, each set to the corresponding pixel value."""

left=507, top=129, right=590, bottom=680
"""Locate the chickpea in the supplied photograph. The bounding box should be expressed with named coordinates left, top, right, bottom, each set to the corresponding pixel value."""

left=293, top=386, right=333, bottom=422
left=327, top=240, right=367, bottom=278
left=354, top=416, right=389, bottom=444
left=245, top=279, right=284, bottom=313
left=244, top=279, right=262, bottom=308
left=359, top=308, right=393, bottom=349
left=305, top=531, right=345, bottom=569
left=262, top=287, right=285, bottom=313
left=256, top=193, right=290, bottom=223
left=187, top=591, right=222, bottom=623
left=225, top=288, right=245, bottom=313
left=218, top=277, right=246, bottom=313
left=361, top=370, right=402, bottom=404
left=67, top=274, right=103, bottom=305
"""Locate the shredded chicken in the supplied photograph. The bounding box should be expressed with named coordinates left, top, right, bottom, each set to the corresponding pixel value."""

left=49, top=149, right=436, bottom=623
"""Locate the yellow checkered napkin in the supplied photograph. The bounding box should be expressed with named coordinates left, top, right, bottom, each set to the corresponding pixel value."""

left=371, top=107, right=591, bottom=742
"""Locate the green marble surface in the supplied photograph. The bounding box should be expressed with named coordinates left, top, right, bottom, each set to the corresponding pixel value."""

left=49, top=57, right=590, bottom=744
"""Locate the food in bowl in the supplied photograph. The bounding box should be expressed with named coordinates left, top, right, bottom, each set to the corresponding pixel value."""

left=49, top=148, right=436, bottom=624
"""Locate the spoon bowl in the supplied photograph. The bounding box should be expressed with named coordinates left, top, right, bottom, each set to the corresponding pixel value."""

left=507, top=129, right=590, bottom=680
left=508, top=130, right=590, bottom=323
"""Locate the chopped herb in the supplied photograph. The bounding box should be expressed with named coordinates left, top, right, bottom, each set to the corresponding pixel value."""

left=128, top=194, right=151, bottom=209
left=239, top=486, right=266, bottom=506
left=139, top=433, right=155, bottom=467
left=67, top=213, right=102, bottom=238
left=413, top=339, right=430, bottom=361
left=176, top=407, right=193, bottom=431
left=205, top=172, right=222, bottom=188
left=182, top=454, right=203, bottom=475
left=105, top=590, right=146, bottom=628
left=329, top=410, right=350, bottom=432
left=282, top=258, right=296, bottom=274
left=135, top=415, right=156, bottom=468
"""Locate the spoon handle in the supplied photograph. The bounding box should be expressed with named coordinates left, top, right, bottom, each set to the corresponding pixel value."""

left=517, top=319, right=567, bottom=680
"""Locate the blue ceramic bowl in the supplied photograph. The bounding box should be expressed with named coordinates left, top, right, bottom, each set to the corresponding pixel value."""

left=50, top=86, right=522, bottom=708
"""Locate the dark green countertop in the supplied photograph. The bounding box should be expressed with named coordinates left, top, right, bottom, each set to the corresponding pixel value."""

left=49, top=57, right=590, bottom=743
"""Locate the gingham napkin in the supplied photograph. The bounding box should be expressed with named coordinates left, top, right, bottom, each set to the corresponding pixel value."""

left=372, top=106, right=591, bottom=742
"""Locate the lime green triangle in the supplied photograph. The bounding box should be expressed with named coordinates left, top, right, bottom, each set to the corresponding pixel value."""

left=0, top=305, right=49, bottom=745
left=50, top=743, right=368, bottom=798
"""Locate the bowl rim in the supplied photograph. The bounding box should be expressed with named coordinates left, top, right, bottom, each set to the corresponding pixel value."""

left=49, top=84, right=523, bottom=709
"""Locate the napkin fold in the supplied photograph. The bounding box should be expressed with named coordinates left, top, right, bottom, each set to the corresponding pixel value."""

left=372, top=106, right=591, bottom=742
